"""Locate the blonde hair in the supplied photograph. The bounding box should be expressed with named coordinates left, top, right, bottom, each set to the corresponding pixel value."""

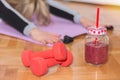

left=7, top=0, right=50, bottom=25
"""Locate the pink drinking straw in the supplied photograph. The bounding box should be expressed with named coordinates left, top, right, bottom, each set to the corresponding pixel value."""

left=96, top=8, right=100, bottom=28
left=94, top=8, right=100, bottom=45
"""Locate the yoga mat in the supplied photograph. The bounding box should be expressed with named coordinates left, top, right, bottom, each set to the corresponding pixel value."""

left=0, top=15, right=87, bottom=44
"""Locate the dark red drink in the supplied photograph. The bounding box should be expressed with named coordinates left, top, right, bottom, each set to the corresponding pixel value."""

left=85, top=41, right=108, bottom=65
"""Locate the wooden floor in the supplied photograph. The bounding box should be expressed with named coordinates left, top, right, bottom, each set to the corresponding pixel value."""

left=0, top=1, right=120, bottom=80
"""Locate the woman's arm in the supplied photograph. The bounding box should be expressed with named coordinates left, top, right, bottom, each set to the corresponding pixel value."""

left=0, top=0, right=36, bottom=36
left=47, top=0, right=81, bottom=24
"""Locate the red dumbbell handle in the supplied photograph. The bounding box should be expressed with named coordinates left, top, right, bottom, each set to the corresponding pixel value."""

left=30, top=50, right=53, bottom=59
left=34, top=42, right=67, bottom=60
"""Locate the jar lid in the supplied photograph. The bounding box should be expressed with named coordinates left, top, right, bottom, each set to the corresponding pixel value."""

left=88, top=26, right=107, bottom=35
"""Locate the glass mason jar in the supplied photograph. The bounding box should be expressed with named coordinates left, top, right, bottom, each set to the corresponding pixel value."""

left=85, top=27, right=109, bottom=65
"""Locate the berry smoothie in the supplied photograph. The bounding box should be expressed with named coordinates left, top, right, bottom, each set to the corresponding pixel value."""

left=85, top=41, right=108, bottom=65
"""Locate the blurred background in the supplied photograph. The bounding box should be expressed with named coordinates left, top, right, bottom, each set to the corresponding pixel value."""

left=64, top=0, right=120, bottom=6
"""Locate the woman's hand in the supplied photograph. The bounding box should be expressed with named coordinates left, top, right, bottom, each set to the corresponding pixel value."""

left=80, top=17, right=95, bottom=29
left=29, top=28, right=61, bottom=45
left=80, top=17, right=108, bottom=29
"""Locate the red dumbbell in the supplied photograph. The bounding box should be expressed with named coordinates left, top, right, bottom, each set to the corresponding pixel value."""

left=22, top=42, right=67, bottom=67
left=30, top=50, right=73, bottom=76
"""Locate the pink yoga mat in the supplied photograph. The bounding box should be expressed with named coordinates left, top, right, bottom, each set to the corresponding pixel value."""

left=0, top=15, right=87, bottom=44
